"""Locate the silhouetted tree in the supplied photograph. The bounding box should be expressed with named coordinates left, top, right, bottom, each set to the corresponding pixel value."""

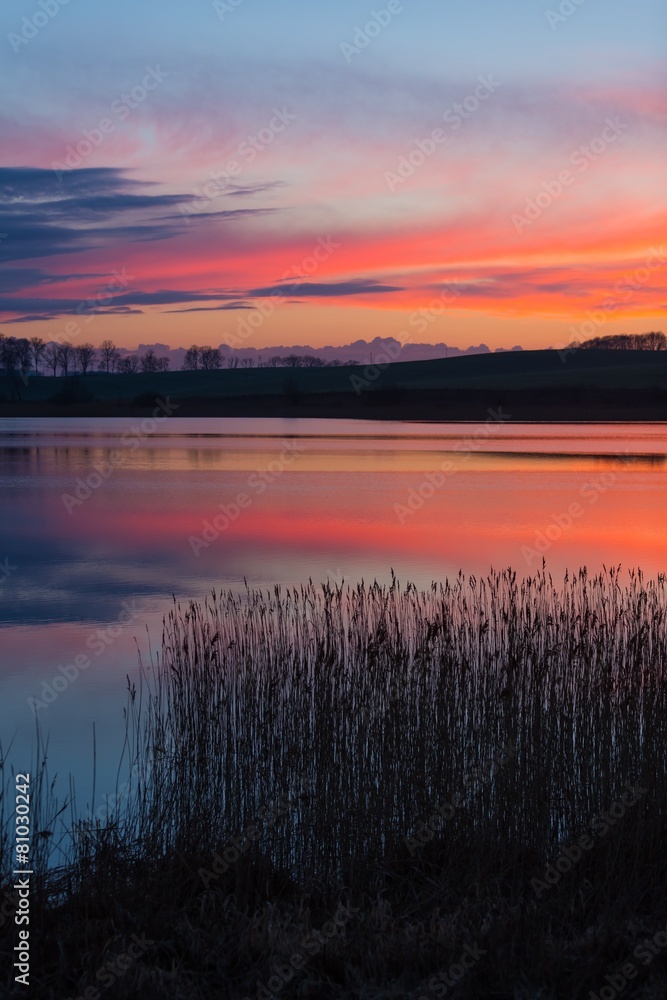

left=14, top=338, right=32, bottom=377
left=118, top=355, right=140, bottom=374
left=99, top=340, right=120, bottom=373
left=75, top=343, right=96, bottom=374
left=43, top=344, right=60, bottom=376
left=0, top=335, right=30, bottom=397
left=140, top=349, right=169, bottom=373
left=200, top=347, right=222, bottom=370
left=644, top=331, right=666, bottom=351
left=57, top=341, right=73, bottom=376
left=0, top=335, right=17, bottom=374
left=283, top=354, right=304, bottom=368
left=183, top=345, right=201, bottom=370
left=29, top=337, right=46, bottom=375
left=578, top=332, right=666, bottom=351
left=0, top=336, right=31, bottom=378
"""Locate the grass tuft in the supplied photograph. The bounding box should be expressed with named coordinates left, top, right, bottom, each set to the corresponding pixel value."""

left=2, top=566, right=667, bottom=998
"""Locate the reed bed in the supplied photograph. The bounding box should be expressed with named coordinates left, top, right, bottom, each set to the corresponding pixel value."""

left=128, top=566, right=667, bottom=874
left=3, top=566, right=667, bottom=999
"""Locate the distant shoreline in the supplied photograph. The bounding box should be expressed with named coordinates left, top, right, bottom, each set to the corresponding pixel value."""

left=1, top=401, right=666, bottom=422
left=1, top=348, right=666, bottom=421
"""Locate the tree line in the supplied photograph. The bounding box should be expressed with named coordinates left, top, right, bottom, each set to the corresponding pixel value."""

left=0, top=336, right=357, bottom=377
left=577, top=332, right=666, bottom=351
left=0, top=336, right=170, bottom=377
left=182, top=344, right=348, bottom=369
left=2, top=332, right=666, bottom=378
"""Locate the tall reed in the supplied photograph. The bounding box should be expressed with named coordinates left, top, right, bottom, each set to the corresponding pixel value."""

left=124, top=566, right=667, bottom=885
left=4, top=566, right=667, bottom=998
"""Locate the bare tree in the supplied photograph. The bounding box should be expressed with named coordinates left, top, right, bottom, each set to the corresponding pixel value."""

left=57, top=341, right=73, bottom=376
left=0, top=335, right=17, bottom=374
left=0, top=336, right=30, bottom=397
left=266, top=355, right=284, bottom=367
left=17, top=338, right=32, bottom=377
left=75, top=343, right=96, bottom=374
left=29, top=337, right=46, bottom=375
left=183, top=345, right=200, bottom=370
left=99, top=339, right=120, bottom=373
left=43, top=344, right=60, bottom=376
left=578, top=332, right=666, bottom=351
left=0, top=337, right=31, bottom=377
left=200, top=347, right=222, bottom=370
left=283, top=354, right=304, bottom=368
left=644, top=331, right=666, bottom=351
left=240, top=356, right=255, bottom=368
left=226, top=356, right=240, bottom=369
left=139, top=350, right=169, bottom=373
left=118, top=355, right=140, bottom=374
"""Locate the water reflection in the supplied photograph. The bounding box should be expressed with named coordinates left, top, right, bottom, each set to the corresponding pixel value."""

left=1, top=418, right=667, bottom=802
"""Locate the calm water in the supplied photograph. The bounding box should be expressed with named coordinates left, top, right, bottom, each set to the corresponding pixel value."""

left=1, top=417, right=666, bottom=819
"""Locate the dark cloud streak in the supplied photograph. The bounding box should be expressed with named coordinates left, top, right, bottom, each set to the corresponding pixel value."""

left=0, top=166, right=281, bottom=269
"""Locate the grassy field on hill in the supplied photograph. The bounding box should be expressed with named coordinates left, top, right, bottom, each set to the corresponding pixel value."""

left=1, top=349, right=667, bottom=419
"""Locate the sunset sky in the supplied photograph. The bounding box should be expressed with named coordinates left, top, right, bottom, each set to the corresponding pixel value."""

left=0, top=0, right=665, bottom=352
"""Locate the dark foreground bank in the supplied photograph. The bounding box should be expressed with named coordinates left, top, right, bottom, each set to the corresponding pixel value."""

left=2, top=349, right=667, bottom=420
left=2, top=568, right=667, bottom=998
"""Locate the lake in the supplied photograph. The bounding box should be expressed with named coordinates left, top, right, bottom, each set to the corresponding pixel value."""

left=1, top=417, right=666, bottom=818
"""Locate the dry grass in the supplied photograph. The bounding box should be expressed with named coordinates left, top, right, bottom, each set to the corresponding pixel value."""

left=2, top=566, right=667, bottom=998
